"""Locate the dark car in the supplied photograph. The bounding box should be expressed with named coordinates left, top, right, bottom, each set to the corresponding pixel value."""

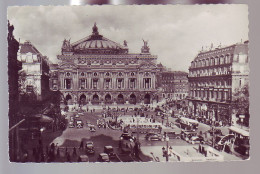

left=104, top=146, right=116, bottom=159
left=188, top=136, right=204, bottom=144
left=98, top=153, right=110, bottom=162
left=120, top=133, right=135, bottom=141
left=85, top=141, right=95, bottom=155
left=145, top=133, right=162, bottom=141
left=166, top=131, right=181, bottom=139
left=181, top=130, right=197, bottom=141
left=234, top=145, right=250, bottom=156
left=208, top=129, right=223, bottom=136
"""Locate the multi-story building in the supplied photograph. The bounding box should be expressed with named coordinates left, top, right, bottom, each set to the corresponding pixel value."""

left=188, top=41, right=249, bottom=126
left=17, top=41, right=50, bottom=101
left=173, top=71, right=189, bottom=100
left=160, top=71, right=189, bottom=100
left=49, top=23, right=160, bottom=105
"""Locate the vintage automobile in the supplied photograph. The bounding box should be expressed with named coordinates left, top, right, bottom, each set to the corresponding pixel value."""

left=89, top=125, right=96, bottom=132
left=104, top=146, right=117, bottom=159
left=120, top=133, right=136, bottom=141
left=79, top=155, right=89, bottom=162
left=188, top=136, right=205, bottom=144
left=181, top=130, right=197, bottom=141
left=85, top=141, right=95, bottom=155
left=145, top=133, right=162, bottom=141
left=76, top=120, right=83, bottom=128
left=98, top=153, right=110, bottom=162
left=68, top=121, right=75, bottom=128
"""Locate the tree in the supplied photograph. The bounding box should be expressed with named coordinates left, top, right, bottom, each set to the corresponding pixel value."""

left=232, top=84, right=249, bottom=126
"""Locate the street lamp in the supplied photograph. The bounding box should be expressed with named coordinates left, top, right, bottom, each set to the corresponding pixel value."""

left=162, top=136, right=170, bottom=162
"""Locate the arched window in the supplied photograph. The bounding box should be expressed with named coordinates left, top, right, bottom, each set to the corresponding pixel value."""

left=215, top=57, right=219, bottom=65
left=220, top=56, right=224, bottom=64
left=225, top=55, right=229, bottom=64
left=206, top=58, right=209, bottom=66
left=211, top=58, right=215, bottom=66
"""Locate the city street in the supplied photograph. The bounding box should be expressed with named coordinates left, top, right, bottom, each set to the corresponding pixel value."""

left=46, top=106, right=239, bottom=162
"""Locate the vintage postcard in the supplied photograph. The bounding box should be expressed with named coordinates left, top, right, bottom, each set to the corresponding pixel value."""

left=7, top=5, right=249, bottom=162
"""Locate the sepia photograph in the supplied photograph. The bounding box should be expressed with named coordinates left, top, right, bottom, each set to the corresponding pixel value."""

left=7, top=5, right=249, bottom=163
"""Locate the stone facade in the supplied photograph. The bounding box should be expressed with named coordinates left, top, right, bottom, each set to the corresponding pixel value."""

left=160, top=71, right=189, bottom=100
left=188, top=41, right=249, bottom=126
left=17, top=41, right=50, bottom=101
left=50, top=24, right=160, bottom=105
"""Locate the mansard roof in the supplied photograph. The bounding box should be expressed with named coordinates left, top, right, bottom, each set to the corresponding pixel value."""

left=19, top=41, right=41, bottom=55
left=193, top=40, right=249, bottom=61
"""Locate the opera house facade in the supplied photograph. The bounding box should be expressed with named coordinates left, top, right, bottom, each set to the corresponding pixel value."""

left=49, top=24, right=160, bottom=105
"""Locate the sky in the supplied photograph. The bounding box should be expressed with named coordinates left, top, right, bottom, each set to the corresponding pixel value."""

left=8, top=5, right=248, bottom=72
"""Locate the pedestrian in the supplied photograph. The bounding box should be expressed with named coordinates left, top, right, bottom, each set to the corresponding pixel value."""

left=57, top=147, right=60, bottom=157
left=77, top=156, right=82, bottom=162
left=67, top=153, right=71, bottom=162
left=73, top=147, right=77, bottom=156
left=79, top=140, right=84, bottom=149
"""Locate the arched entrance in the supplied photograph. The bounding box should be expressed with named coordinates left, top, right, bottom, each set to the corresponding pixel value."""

left=117, top=94, right=124, bottom=104
left=92, top=94, right=99, bottom=105
left=144, top=94, right=150, bottom=104
left=129, top=94, right=136, bottom=104
left=79, top=94, right=86, bottom=105
left=105, top=94, right=112, bottom=104
left=65, top=94, right=73, bottom=105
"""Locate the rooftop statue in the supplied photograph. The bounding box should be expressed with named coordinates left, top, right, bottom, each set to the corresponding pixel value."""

left=141, top=39, right=150, bottom=53
left=92, top=22, right=99, bottom=35
left=123, top=40, right=128, bottom=47
left=143, top=39, right=149, bottom=48
left=62, top=39, right=71, bottom=51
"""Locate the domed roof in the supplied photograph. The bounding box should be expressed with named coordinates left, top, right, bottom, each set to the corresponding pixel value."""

left=70, top=23, right=128, bottom=54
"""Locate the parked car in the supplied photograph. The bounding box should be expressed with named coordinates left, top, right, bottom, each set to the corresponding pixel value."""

left=79, top=155, right=89, bottom=162
left=70, top=116, right=74, bottom=121
left=166, top=131, right=181, bottom=139
left=98, top=153, right=110, bottom=162
left=104, top=146, right=116, bottom=159
left=68, top=121, right=75, bottom=128
left=89, top=125, right=96, bottom=132
left=76, top=120, right=83, bottom=128
left=75, top=114, right=80, bottom=118
left=208, top=129, right=223, bottom=136
left=120, top=133, right=135, bottom=141
left=145, top=133, right=162, bottom=141
left=188, top=136, right=204, bottom=144
left=85, top=141, right=95, bottom=155
left=86, top=121, right=91, bottom=127
left=181, top=130, right=197, bottom=141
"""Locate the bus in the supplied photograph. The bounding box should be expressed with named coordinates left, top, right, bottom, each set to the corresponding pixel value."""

left=124, top=122, right=162, bottom=134
left=228, top=126, right=250, bottom=157
left=178, top=117, right=199, bottom=131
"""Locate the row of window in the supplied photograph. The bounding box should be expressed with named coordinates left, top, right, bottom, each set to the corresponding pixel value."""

left=189, top=66, right=232, bottom=77
left=65, top=72, right=136, bottom=77
left=60, top=78, right=153, bottom=90
left=190, top=80, right=232, bottom=88
left=191, top=55, right=232, bottom=68
left=190, top=90, right=231, bottom=101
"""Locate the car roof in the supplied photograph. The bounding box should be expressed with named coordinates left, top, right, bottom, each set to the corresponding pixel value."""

left=100, top=153, right=108, bottom=156
left=104, top=145, right=113, bottom=149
